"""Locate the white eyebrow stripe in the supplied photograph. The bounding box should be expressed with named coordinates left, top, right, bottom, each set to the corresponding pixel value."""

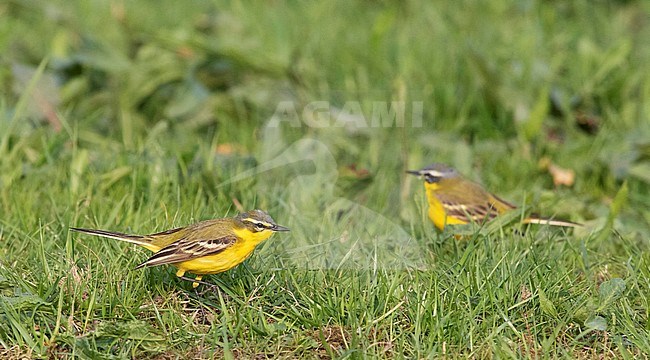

left=243, top=218, right=273, bottom=227
left=425, top=170, right=445, bottom=177
left=243, top=218, right=262, bottom=224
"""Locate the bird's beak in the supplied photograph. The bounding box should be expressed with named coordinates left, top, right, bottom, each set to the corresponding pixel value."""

left=272, top=224, right=290, bottom=232
left=406, top=169, right=422, bottom=176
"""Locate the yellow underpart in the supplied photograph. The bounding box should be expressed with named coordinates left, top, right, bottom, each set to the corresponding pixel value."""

left=170, top=227, right=275, bottom=276
left=425, top=186, right=467, bottom=231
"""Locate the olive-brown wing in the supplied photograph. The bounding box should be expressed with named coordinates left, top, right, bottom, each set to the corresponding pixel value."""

left=435, top=180, right=510, bottom=223
left=135, top=235, right=237, bottom=268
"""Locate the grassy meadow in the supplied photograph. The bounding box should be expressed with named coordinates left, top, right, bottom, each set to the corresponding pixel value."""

left=1, top=0, right=650, bottom=358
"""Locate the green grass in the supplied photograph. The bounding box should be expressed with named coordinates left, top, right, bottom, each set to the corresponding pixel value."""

left=1, top=0, right=649, bottom=358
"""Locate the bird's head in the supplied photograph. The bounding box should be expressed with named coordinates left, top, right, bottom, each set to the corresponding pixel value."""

left=407, top=163, right=460, bottom=190
left=234, top=209, right=290, bottom=242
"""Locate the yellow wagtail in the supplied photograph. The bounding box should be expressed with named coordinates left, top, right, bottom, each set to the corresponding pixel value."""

left=407, top=163, right=580, bottom=231
left=71, top=209, right=289, bottom=287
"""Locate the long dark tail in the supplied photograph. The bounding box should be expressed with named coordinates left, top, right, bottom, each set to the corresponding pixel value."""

left=522, top=216, right=582, bottom=228
left=69, top=227, right=153, bottom=247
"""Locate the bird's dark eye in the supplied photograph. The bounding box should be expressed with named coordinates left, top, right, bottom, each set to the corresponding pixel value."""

left=424, top=174, right=440, bottom=183
left=254, top=224, right=266, bottom=232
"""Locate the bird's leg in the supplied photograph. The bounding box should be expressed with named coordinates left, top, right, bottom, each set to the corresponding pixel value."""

left=178, top=275, right=215, bottom=288
left=176, top=268, right=220, bottom=294
left=177, top=268, right=207, bottom=287
left=193, top=275, right=202, bottom=289
left=191, top=275, right=208, bottom=323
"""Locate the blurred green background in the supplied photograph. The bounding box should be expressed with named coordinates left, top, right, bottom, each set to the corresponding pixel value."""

left=1, top=0, right=649, bottom=358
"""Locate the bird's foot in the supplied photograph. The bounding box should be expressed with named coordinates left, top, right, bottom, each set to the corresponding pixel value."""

left=179, top=275, right=215, bottom=289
